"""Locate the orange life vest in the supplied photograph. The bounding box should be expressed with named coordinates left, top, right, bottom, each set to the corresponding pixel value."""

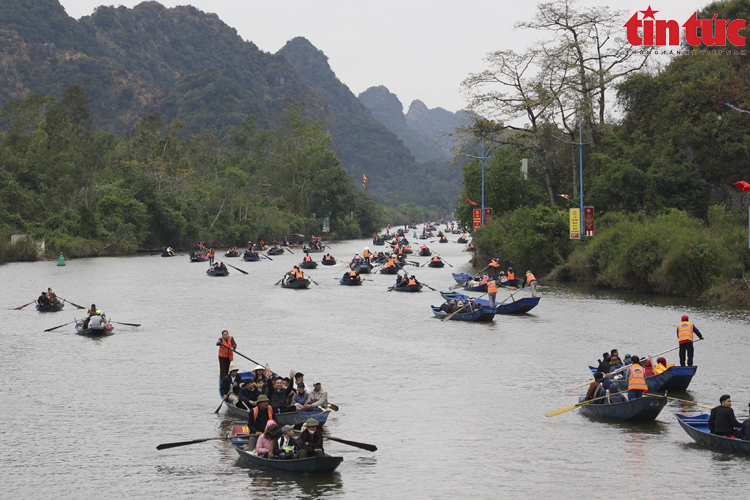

left=487, top=280, right=497, bottom=294
left=349, top=270, right=357, bottom=278
left=526, top=272, right=536, bottom=282
left=488, top=260, right=500, bottom=268
left=507, top=271, right=515, bottom=280
left=294, top=269, right=304, bottom=279
left=364, top=249, right=370, bottom=258
left=677, top=321, right=694, bottom=344
left=252, top=406, right=274, bottom=420
left=373, top=252, right=379, bottom=259
left=628, top=364, right=648, bottom=392
left=480, top=275, right=489, bottom=285
left=432, top=256, right=440, bottom=262
left=208, top=248, right=215, bottom=257
left=304, top=255, right=311, bottom=262
left=408, top=277, right=417, bottom=285
left=218, top=337, right=234, bottom=360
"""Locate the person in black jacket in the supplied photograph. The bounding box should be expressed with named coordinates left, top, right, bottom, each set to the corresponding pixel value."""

left=237, top=379, right=259, bottom=410
left=247, top=395, right=274, bottom=435
left=296, top=418, right=324, bottom=458
left=269, top=370, right=296, bottom=414
left=709, top=394, right=742, bottom=437
left=220, top=365, right=242, bottom=406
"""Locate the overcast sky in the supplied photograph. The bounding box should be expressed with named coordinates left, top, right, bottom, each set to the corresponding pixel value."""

left=58, top=0, right=708, bottom=113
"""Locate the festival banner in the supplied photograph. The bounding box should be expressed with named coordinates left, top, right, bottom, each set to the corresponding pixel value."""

left=473, top=208, right=482, bottom=230
left=569, top=208, right=580, bottom=240
left=484, top=208, right=493, bottom=222
left=583, top=206, right=594, bottom=237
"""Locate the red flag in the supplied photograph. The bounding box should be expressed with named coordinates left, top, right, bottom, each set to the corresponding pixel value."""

left=734, top=181, right=750, bottom=192
left=465, top=198, right=478, bottom=206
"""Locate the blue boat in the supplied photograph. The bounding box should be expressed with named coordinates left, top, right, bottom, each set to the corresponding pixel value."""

left=339, top=276, right=362, bottom=286
left=392, top=282, right=422, bottom=292
left=229, top=426, right=343, bottom=473
left=441, top=291, right=540, bottom=314
left=587, top=365, right=697, bottom=392
left=452, top=272, right=499, bottom=285
left=577, top=395, right=667, bottom=421
left=430, top=305, right=495, bottom=322
left=675, top=413, right=750, bottom=455
left=189, top=252, right=208, bottom=262
left=243, top=251, right=261, bottom=262
left=36, top=303, right=65, bottom=312
left=207, top=266, right=230, bottom=276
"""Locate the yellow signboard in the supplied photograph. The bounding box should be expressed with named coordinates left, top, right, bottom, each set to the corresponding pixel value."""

left=569, top=208, right=581, bottom=240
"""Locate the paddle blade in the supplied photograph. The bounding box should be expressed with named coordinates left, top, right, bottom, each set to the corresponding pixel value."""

left=14, top=301, right=34, bottom=310
left=156, top=436, right=225, bottom=450
left=328, top=403, right=339, bottom=412
left=545, top=402, right=585, bottom=417
left=44, top=322, right=72, bottom=332
left=324, top=435, right=377, bottom=452
left=112, top=322, right=141, bottom=327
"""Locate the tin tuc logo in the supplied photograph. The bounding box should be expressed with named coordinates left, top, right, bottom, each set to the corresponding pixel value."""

left=624, top=5, right=746, bottom=46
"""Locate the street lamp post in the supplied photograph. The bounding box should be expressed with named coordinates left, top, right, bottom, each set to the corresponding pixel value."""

left=463, top=137, right=492, bottom=226
left=553, top=119, right=590, bottom=241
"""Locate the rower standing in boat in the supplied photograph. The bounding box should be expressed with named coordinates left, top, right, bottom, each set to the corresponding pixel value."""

left=677, top=315, right=704, bottom=367
left=523, top=270, right=538, bottom=297
left=487, top=278, right=498, bottom=308
left=216, top=330, right=237, bottom=380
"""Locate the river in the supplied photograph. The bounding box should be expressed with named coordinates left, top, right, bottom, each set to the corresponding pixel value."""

left=1, top=234, right=749, bottom=499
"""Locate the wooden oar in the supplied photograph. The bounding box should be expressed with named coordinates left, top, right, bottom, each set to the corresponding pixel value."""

left=110, top=321, right=141, bottom=327
left=438, top=256, right=454, bottom=268
left=44, top=321, right=74, bottom=332
left=305, top=274, right=320, bottom=286
left=546, top=390, right=630, bottom=417
left=324, top=435, right=377, bottom=452
left=656, top=395, right=713, bottom=409
left=224, top=263, right=248, bottom=275
left=421, top=283, right=437, bottom=291
left=214, top=400, right=224, bottom=414
left=156, top=435, right=240, bottom=450
left=285, top=247, right=295, bottom=254
left=448, top=283, right=465, bottom=290
left=61, top=298, right=86, bottom=309
left=647, top=338, right=703, bottom=360
left=13, top=301, right=35, bottom=310
left=262, top=253, right=273, bottom=261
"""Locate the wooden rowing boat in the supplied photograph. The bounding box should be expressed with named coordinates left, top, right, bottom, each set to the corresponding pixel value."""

left=75, top=319, right=114, bottom=336
left=441, top=291, right=539, bottom=314
left=36, top=303, right=64, bottom=312
left=229, top=426, right=343, bottom=473
left=587, top=365, right=697, bottom=392
left=675, top=413, right=750, bottom=455
left=577, top=395, right=667, bottom=421
left=281, top=278, right=310, bottom=289
left=430, top=305, right=495, bottom=322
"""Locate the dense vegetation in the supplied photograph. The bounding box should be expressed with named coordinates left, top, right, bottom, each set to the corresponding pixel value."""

left=0, top=0, right=460, bottom=203
left=0, top=87, right=382, bottom=261
left=457, top=0, right=750, bottom=302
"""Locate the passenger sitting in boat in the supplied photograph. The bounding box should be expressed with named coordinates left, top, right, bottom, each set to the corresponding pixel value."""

left=87, top=312, right=107, bottom=330
left=251, top=364, right=269, bottom=386
left=709, top=395, right=743, bottom=438
left=653, top=357, right=673, bottom=375
left=304, top=379, right=328, bottom=410
left=37, top=291, right=50, bottom=307
left=585, top=372, right=605, bottom=401
left=323, top=253, right=333, bottom=261
left=407, top=275, right=418, bottom=286
left=303, top=253, right=312, bottom=262
left=248, top=395, right=274, bottom=435
left=596, top=353, right=611, bottom=373
left=220, top=365, right=242, bottom=406
left=254, top=420, right=279, bottom=458
left=293, top=383, right=309, bottom=410
left=345, top=269, right=359, bottom=280
left=498, top=271, right=507, bottom=284
left=296, top=418, right=325, bottom=458
left=47, top=288, right=61, bottom=306
left=238, top=379, right=259, bottom=409
left=273, top=425, right=297, bottom=459
left=269, top=370, right=297, bottom=414
left=607, top=356, right=623, bottom=373
left=644, top=359, right=655, bottom=377
left=432, top=255, right=441, bottom=263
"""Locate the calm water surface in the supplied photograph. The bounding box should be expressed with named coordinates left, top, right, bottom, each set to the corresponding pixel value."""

left=1, top=235, right=749, bottom=499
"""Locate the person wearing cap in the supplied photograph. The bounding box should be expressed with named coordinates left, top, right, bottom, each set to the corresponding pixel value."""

left=220, top=365, right=242, bottom=406
left=238, top=378, right=259, bottom=410
left=709, top=395, right=742, bottom=438
left=296, top=418, right=324, bottom=458
left=216, top=330, right=237, bottom=380
left=677, top=315, right=704, bottom=367
left=273, top=425, right=297, bottom=459
left=248, top=395, right=274, bottom=435
left=255, top=420, right=279, bottom=458
left=625, top=355, right=648, bottom=400
left=523, top=270, right=538, bottom=297
left=304, top=379, right=329, bottom=410
left=292, top=383, right=309, bottom=410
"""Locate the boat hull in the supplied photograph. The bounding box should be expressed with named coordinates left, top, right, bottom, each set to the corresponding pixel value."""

left=440, top=292, right=540, bottom=315
left=230, top=430, right=342, bottom=473
left=427, top=261, right=444, bottom=268
left=243, top=252, right=261, bottom=262
left=282, top=279, right=310, bottom=289
left=321, top=259, right=337, bottom=266
left=300, top=261, right=318, bottom=269
left=207, top=268, right=230, bottom=276
left=392, top=283, right=422, bottom=292
left=430, top=305, right=495, bottom=322
left=36, top=303, right=64, bottom=312
left=75, top=320, right=114, bottom=336
left=339, top=277, right=362, bottom=286
left=675, top=413, right=750, bottom=455
left=578, top=395, right=667, bottom=421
